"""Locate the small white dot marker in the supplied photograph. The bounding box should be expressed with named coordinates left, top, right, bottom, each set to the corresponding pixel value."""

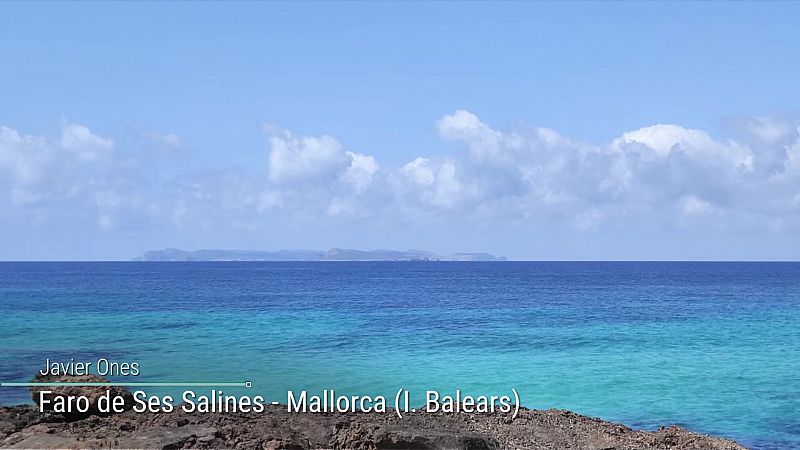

left=245, top=381, right=252, bottom=388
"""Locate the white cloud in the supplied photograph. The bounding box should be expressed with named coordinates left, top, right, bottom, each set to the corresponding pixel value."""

left=739, top=117, right=798, bottom=175
left=2, top=111, right=799, bottom=240
left=424, top=111, right=798, bottom=229
left=60, top=123, right=114, bottom=161
left=0, top=126, right=53, bottom=202
left=255, top=127, right=385, bottom=219
left=143, top=130, right=184, bottom=151
left=397, top=157, right=473, bottom=209
left=252, top=112, right=800, bottom=231
left=613, top=124, right=754, bottom=172
left=615, top=124, right=715, bottom=157
left=421, top=160, right=464, bottom=208
left=158, top=133, right=183, bottom=150
left=742, top=117, right=796, bottom=144
left=437, top=110, right=507, bottom=162
left=400, top=157, right=436, bottom=186
left=266, top=127, right=351, bottom=185
left=0, top=123, right=153, bottom=231
left=342, top=151, right=379, bottom=193
left=681, top=195, right=716, bottom=216
left=129, top=127, right=187, bottom=154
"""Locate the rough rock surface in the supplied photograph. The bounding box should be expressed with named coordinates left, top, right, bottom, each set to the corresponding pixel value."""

left=29, top=373, right=134, bottom=421
left=0, top=404, right=747, bottom=449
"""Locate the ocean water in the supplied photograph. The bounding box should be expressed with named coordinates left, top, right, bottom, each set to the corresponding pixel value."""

left=0, top=262, right=798, bottom=449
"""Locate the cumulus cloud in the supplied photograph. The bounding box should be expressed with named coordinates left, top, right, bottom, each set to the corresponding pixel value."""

left=2, top=111, right=799, bottom=239
left=258, top=126, right=386, bottom=219
left=0, top=122, right=156, bottom=229
left=137, top=129, right=185, bottom=151
left=342, top=151, right=379, bottom=193
left=265, top=127, right=351, bottom=185
left=0, top=126, right=53, bottom=204
left=419, top=110, right=799, bottom=229
left=432, top=110, right=628, bottom=212
left=738, top=117, right=798, bottom=176
left=397, top=157, right=467, bottom=209
left=60, top=123, right=114, bottom=161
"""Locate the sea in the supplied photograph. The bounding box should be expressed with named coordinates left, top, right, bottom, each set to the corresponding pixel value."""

left=0, top=262, right=798, bottom=449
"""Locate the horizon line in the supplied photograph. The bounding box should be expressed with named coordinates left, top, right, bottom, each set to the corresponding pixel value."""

left=0, top=259, right=798, bottom=263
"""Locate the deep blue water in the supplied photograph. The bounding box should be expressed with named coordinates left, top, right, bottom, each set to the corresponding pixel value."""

left=0, top=262, right=798, bottom=449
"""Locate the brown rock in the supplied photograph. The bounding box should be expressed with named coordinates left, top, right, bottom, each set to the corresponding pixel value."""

left=0, top=406, right=62, bottom=440
left=29, top=373, right=133, bottom=421
left=0, top=403, right=748, bottom=450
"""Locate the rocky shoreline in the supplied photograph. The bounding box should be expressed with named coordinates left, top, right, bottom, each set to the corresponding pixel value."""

left=0, top=403, right=749, bottom=449
left=0, top=375, right=747, bottom=449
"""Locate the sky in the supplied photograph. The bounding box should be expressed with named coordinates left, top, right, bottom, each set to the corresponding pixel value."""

left=1, top=1, right=799, bottom=260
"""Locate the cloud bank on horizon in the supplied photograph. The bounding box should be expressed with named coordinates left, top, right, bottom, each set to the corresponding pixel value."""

left=1, top=111, right=799, bottom=260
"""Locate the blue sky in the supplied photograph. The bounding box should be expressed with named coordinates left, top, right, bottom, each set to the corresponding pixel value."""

left=1, top=1, right=799, bottom=260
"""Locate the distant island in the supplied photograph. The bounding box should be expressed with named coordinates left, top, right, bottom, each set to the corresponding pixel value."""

left=135, top=248, right=507, bottom=262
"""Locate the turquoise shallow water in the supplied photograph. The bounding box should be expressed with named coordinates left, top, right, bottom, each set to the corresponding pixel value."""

left=0, top=262, right=798, bottom=449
